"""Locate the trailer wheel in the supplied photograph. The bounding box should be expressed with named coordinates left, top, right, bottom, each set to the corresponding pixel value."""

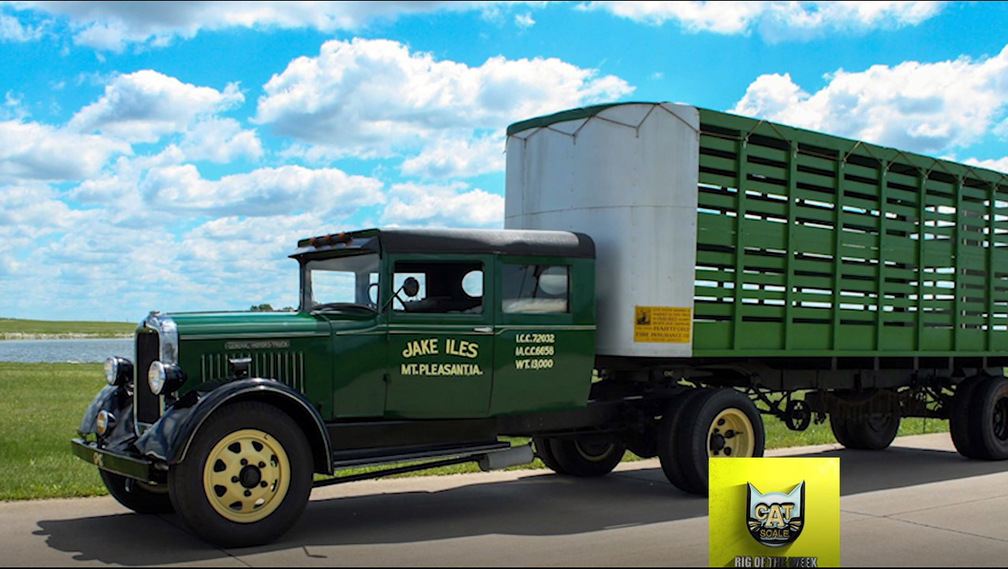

left=967, top=376, right=1008, bottom=460
left=829, top=391, right=900, bottom=450
left=100, top=470, right=173, bottom=514
left=624, top=423, right=659, bottom=459
left=949, top=376, right=985, bottom=458
left=532, top=436, right=567, bottom=474
left=828, top=415, right=855, bottom=449
left=667, top=389, right=764, bottom=495
left=547, top=435, right=626, bottom=477
left=656, top=390, right=707, bottom=493
left=168, top=402, right=313, bottom=548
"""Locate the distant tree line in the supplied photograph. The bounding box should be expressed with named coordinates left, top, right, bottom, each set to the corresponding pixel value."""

left=249, top=304, right=295, bottom=312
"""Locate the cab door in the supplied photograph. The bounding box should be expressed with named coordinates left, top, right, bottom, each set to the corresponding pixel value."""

left=489, top=257, right=595, bottom=415
left=384, top=255, right=495, bottom=419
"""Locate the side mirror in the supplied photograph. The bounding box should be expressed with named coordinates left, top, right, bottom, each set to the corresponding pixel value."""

left=403, top=277, right=420, bottom=298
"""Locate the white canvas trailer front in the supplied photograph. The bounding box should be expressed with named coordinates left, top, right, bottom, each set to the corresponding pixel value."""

left=505, top=103, right=701, bottom=359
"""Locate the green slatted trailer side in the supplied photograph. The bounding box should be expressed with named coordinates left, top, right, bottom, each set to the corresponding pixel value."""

left=507, top=102, right=1008, bottom=474
left=693, top=108, right=1008, bottom=359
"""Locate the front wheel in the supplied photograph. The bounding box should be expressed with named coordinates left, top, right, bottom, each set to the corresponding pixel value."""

left=168, top=402, right=313, bottom=548
left=100, top=470, right=173, bottom=514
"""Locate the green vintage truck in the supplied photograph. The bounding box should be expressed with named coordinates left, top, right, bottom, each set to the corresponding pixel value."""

left=75, top=102, right=1008, bottom=547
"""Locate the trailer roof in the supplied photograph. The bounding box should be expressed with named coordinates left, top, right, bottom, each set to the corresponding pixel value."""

left=507, top=102, right=1008, bottom=182
left=293, top=228, right=595, bottom=259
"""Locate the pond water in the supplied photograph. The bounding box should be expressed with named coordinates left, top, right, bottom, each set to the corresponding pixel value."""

left=0, top=338, right=133, bottom=363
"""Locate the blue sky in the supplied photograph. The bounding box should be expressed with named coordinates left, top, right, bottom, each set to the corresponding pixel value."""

left=2, top=1, right=1008, bottom=322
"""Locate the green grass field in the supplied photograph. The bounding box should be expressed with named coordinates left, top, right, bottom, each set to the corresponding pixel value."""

left=0, top=363, right=108, bottom=500
left=0, top=318, right=135, bottom=339
left=0, top=362, right=950, bottom=501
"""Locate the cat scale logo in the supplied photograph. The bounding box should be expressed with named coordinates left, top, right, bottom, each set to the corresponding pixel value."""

left=747, top=481, right=804, bottom=548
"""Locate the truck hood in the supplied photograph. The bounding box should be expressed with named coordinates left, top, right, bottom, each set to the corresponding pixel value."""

left=167, top=311, right=332, bottom=339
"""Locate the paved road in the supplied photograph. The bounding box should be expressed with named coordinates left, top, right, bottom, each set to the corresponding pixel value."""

left=4, top=433, right=1008, bottom=566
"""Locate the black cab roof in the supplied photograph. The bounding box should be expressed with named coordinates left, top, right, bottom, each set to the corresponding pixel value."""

left=291, top=228, right=595, bottom=259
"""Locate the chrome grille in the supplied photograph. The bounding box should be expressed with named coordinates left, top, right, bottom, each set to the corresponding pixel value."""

left=134, top=331, right=161, bottom=424
left=200, top=351, right=306, bottom=393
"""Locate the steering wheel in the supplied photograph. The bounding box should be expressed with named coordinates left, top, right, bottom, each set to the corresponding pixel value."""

left=367, top=282, right=380, bottom=309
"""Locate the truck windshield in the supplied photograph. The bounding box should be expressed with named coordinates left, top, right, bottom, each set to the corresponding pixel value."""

left=302, top=253, right=380, bottom=312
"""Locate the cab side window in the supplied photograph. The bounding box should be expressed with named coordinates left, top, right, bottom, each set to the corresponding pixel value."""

left=501, top=264, right=569, bottom=314
left=393, top=261, right=483, bottom=314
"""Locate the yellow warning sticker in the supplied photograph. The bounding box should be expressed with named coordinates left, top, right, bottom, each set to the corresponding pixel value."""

left=633, top=306, right=692, bottom=343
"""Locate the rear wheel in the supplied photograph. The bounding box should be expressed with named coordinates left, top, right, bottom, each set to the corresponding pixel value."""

left=656, top=390, right=707, bottom=493
left=624, top=422, right=659, bottom=459
left=949, top=376, right=985, bottom=458
left=547, top=434, right=626, bottom=477
left=168, top=402, right=313, bottom=548
left=532, top=436, right=567, bottom=474
left=967, top=376, right=1008, bottom=460
left=829, top=391, right=900, bottom=450
left=100, top=470, right=173, bottom=514
left=664, top=389, right=764, bottom=495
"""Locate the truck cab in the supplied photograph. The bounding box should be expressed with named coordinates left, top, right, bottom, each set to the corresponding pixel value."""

left=74, top=227, right=610, bottom=548
left=295, top=228, right=597, bottom=420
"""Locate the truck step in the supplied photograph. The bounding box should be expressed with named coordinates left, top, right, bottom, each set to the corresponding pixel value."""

left=330, top=440, right=510, bottom=470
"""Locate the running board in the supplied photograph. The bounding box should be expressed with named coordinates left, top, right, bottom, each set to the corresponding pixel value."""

left=330, top=441, right=510, bottom=469
left=315, top=441, right=515, bottom=488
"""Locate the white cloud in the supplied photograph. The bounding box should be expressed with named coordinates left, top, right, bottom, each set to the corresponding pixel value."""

left=140, top=164, right=384, bottom=217
left=1, top=91, right=29, bottom=121
left=0, top=120, right=130, bottom=182
left=399, top=131, right=505, bottom=179
left=254, top=38, right=632, bottom=159
left=0, top=182, right=82, bottom=232
left=582, top=1, right=945, bottom=40
left=382, top=182, right=504, bottom=227
left=0, top=176, right=355, bottom=319
left=731, top=45, right=1008, bottom=154
left=0, top=12, right=45, bottom=42
left=70, top=70, right=244, bottom=143
left=178, top=118, right=263, bottom=163
left=964, top=157, right=1008, bottom=175
left=20, top=1, right=503, bottom=51
left=515, top=12, right=535, bottom=28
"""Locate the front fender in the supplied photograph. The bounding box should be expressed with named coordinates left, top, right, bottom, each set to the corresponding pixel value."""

left=134, top=378, right=332, bottom=473
left=78, top=385, right=118, bottom=436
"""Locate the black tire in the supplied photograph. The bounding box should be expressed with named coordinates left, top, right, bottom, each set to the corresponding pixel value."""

left=967, top=376, right=1008, bottom=460
left=672, top=389, right=765, bottom=495
left=100, top=470, right=173, bottom=514
left=829, top=391, right=900, bottom=450
left=845, top=411, right=900, bottom=450
left=657, top=390, right=707, bottom=493
left=828, top=413, right=855, bottom=448
left=624, top=422, right=659, bottom=459
left=168, top=402, right=314, bottom=548
left=547, top=434, right=626, bottom=477
left=950, top=376, right=985, bottom=458
left=532, top=436, right=567, bottom=474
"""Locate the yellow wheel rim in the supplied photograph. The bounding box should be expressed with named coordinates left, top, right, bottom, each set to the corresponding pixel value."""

left=707, top=408, right=756, bottom=458
left=202, top=429, right=291, bottom=523
left=574, top=439, right=616, bottom=462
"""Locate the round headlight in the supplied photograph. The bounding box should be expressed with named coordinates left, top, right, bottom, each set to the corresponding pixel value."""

left=104, top=357, right=117, bottom=386
left=96, top=410, right=115, bottom=436
left=147, top=361, right=186, bottom=395
left=148, top=361, right=166, bottom=395
left=104, top=356, right=133, bottom=387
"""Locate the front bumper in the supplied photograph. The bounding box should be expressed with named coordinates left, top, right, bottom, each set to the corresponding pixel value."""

left=71, top=438, right=163, bottom=484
